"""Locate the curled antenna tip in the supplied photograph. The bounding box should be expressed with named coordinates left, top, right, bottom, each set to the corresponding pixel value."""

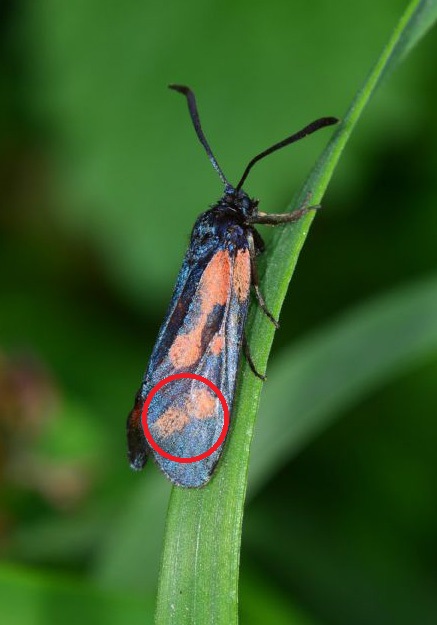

left=168, top=84, right=190, bottom=94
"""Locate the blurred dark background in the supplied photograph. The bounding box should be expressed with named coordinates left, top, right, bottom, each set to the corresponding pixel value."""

left=1, top=1, right=436, bottom=624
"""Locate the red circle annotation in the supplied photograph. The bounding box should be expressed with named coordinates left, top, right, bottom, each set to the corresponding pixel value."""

left=141, top=372, right=229, bottom=463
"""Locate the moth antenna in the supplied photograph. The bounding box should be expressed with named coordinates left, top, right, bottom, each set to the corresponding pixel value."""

left=169, top=84, right=229, bottom=187
left=236, top=116, right=339, bottom=191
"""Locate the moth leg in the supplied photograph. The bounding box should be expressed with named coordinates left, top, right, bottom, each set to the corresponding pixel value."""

left=243, top=334, right=266, bottom=381
left=249, top=191, right=322, bottom=225
left=247, top=231, right=279, bottom=329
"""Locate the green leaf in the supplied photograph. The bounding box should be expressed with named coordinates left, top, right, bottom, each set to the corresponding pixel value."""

left=0, top=563, right=154, bottom=625
left=154, top=1, right=437, bottom=623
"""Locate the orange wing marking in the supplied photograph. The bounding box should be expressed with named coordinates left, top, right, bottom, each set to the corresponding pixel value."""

left=188, top=387, right=216, bottom=419
left=153, top=407, right=190, bottom=438
left=210, top=335, right=224, bottom=355
left=169, top=251, right=231, bottom=368
left=232, top=249, right=251, bottom=302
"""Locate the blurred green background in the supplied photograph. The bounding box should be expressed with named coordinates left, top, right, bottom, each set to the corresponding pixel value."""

left=1, top=0, right=436, bottom=624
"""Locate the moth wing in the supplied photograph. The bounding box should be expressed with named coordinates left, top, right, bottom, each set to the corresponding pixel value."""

left=148, top=248, right=251, bottom=486
left=128, top=246, right=251, bottom=487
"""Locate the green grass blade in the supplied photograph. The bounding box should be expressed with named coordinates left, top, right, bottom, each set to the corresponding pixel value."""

left=250, top=274, right=437, bottom=491
left=156, top=2, right=437, bottom=623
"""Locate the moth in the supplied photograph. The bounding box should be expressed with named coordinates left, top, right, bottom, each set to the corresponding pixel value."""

left=127, top=85, right=337, bottom=487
